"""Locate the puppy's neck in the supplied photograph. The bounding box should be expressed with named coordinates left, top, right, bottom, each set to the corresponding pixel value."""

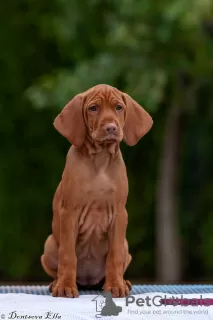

left=80, top=137, right=120, bottom=170
left=83, top=137, right=120, bottom=156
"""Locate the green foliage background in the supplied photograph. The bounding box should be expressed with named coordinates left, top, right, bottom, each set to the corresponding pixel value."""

left=0, top=0, right=212, bottom=282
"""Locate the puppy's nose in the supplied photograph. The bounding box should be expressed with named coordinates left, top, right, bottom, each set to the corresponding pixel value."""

left=105, top=123, right=117, bottom=135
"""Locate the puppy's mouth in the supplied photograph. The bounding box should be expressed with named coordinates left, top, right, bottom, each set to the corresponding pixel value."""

left=91, top=132, right=122, bottom=144
left=104, top=135, right=119, bottom=143
left=91, top=125, right=123, bottom=144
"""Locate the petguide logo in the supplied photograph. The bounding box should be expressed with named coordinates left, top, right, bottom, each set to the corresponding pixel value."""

left=125, top=295, right=213, bottom=307
left=92, top=292, right=122, bottom=318
left=92, top=293, right=213, bottom=318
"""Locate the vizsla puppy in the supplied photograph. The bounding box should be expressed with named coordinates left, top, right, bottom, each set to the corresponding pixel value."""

left=41, top=84, right=153, bottom=298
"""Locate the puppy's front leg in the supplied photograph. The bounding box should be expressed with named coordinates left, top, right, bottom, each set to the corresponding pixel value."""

left=52, top=206, right=79, bottom=298
left=104, top=207, right=129, bottom=298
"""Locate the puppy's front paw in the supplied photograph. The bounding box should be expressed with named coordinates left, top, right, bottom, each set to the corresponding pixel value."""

left=52, top=282, right=79, bottom=298
left=49, top=280, right=57, bottom=293
left=124, top=279, right=132, bottom=291
left=104, top=279, right=130, bottom=298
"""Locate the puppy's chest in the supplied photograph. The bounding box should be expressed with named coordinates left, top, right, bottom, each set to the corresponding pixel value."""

left=78, top=203, right=114, bottom=238
left=84, top=170, right=117, bottom=199
left=77, top=172, right=117, bottom=241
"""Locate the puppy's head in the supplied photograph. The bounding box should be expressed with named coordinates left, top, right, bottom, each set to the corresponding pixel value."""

left=54, top=84, right=153, bottom=148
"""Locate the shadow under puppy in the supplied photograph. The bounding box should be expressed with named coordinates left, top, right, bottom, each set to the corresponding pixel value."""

left=41, top=84, right=153, bottom=298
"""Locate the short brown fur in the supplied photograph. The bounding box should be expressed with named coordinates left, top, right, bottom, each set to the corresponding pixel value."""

left=41, top=84, right=153, bottom=298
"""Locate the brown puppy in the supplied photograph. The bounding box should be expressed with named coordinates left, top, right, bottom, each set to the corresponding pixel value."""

left=41, top=84, right=153, bottom=298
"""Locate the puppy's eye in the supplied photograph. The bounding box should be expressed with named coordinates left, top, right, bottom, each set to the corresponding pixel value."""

left=116, top=105, right=123, bottom=111
left=88, top=105, right=98, bottom=112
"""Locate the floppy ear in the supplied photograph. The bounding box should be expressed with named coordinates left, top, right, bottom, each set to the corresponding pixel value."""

left=122, top=93, right=153, bottom=146
left=53, top=94, right=86, bottom=147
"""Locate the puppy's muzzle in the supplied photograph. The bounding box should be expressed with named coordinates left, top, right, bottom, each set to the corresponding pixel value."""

left=105, top=123, right=117, bottom=135
left=103, top=122, right=119, bottom=141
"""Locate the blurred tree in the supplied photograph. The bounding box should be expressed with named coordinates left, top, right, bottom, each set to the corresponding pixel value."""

left=0, top=0, right=66, bottom=280
left=0, top=0, right=212, bottom=282
left=28, top=0, right=213, bottom=282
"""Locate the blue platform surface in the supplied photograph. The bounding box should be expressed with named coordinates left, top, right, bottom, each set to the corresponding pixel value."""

left=0, top=285, right=213, bottom=295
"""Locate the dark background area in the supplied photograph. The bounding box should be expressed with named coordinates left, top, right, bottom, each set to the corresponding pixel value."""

left=0, top=0, right=213, bottom=284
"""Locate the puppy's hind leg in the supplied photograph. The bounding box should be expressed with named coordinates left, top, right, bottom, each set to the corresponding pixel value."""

left=41, top=234, right=58, bottom=292
left=123, top=239, right=132, bottom=293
